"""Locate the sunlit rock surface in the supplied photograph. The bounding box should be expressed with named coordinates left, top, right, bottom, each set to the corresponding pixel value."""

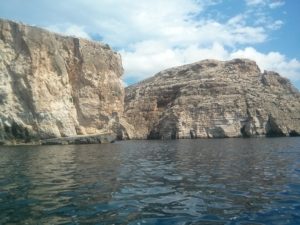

left=124, top=59, right=300, bottom=139
left=0, top=19, right=124, bottom=144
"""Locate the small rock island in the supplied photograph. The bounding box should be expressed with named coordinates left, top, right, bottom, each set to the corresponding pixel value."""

left=0, top=19, right=299, bottom=144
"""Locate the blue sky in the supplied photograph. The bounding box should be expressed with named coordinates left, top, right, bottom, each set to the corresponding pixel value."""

left=1, top=0, right=300, bottom=88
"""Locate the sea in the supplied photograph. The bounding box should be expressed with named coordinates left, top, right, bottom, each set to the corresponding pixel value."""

left=0, top=138, right=300, bottom=224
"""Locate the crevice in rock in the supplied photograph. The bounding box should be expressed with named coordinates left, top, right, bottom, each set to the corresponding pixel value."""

left=147, top=130, right=161, bottom=140
left=266, top=114, right=285, bottom=137
left=190, top=130, right=196, bottom=139
left=171, top=129, right=177, bottom=139
left=241, top=92, right=254, bottom=137
left=1, top=118, right=33, bottom=143
left=67, top=38, right=87, bottom=130
left=5, top=63, right=37, bottom=123
left=207, top=127, right=227, bottom=138
left=240, top=124, right=251, bottom=138
left=289, top=130, right=300, bottom=137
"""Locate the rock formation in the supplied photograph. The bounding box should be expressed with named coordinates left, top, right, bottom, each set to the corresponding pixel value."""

left=1, top=19, right=299, bottom=144
left=0, top=19, right=124, bottom=144
left=124, top=59, right=300, bottom=139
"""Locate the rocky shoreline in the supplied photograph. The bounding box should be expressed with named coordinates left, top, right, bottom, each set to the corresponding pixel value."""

left=0, top=133, right=116, bottom=146
left=41, top=133, right=116, bottom=145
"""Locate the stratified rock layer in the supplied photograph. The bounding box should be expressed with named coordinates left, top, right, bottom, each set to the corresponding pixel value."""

left=124, top=59, right=300, bottom=139
left=0, top=19, right=124, bottom=144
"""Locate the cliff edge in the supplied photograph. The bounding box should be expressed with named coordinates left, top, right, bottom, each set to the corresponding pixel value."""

left=0, top=19, right=124, bottom=144
left=124, top=59, right=300, bottom=139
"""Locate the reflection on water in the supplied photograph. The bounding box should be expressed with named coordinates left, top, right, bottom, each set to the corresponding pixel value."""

left=0, top=138, right=300, bottom=224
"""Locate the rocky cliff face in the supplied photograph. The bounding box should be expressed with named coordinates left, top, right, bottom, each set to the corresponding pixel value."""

left=124, top=59, right=300, bottom=139
left=0, top=19, right=124, bottom=144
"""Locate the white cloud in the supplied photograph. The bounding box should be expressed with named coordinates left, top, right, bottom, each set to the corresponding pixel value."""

left=121, top=42, right=229, bottom=80
left=122, top=41, right=300, bottom=82
left=121, top=41, right=183, bottom=78
left=246, top=0, right=266, bottom=6
left=245, top=0, right=285, bottom=9
left=267, top=20, right=284, bottom=30
left=82, top=0, right=204, bottom=47
left=64, top=25, right=90, bottom=39
left=34, top=0, right=269, bottom=48
left=47, top=24, right=90, bottom=39
left=269, top=1, right=285, bottom=9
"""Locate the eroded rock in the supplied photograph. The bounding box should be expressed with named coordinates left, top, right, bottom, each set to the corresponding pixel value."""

left=124, top=59, right=300, bottom=139
left=0, top=19, right=124, bottom=144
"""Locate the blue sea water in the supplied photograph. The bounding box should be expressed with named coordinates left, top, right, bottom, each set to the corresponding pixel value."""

left=0, top=138, right=300, bottom=224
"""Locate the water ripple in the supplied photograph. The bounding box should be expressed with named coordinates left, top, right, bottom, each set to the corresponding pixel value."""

left=0, top=138, right=300, bottom=224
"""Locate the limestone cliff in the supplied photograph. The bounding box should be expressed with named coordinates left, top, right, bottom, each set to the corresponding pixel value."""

left=124, top=59, right=300, bottom=139
left=0, top=19, right=124, bottom=144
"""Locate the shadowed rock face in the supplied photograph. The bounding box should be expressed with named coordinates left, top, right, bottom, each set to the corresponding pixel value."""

left=124, top=59, right=300, bottom=139
left=0, top=19, right=124, bottom=144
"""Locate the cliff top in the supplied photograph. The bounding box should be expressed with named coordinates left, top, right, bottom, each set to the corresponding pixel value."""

left=0, top=18, right=114, bottom=52
left=127, top=58, right=298, bottom=93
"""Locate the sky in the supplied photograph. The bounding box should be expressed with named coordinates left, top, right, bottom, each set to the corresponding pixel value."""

left=1, top=0, right=300, bottom=88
